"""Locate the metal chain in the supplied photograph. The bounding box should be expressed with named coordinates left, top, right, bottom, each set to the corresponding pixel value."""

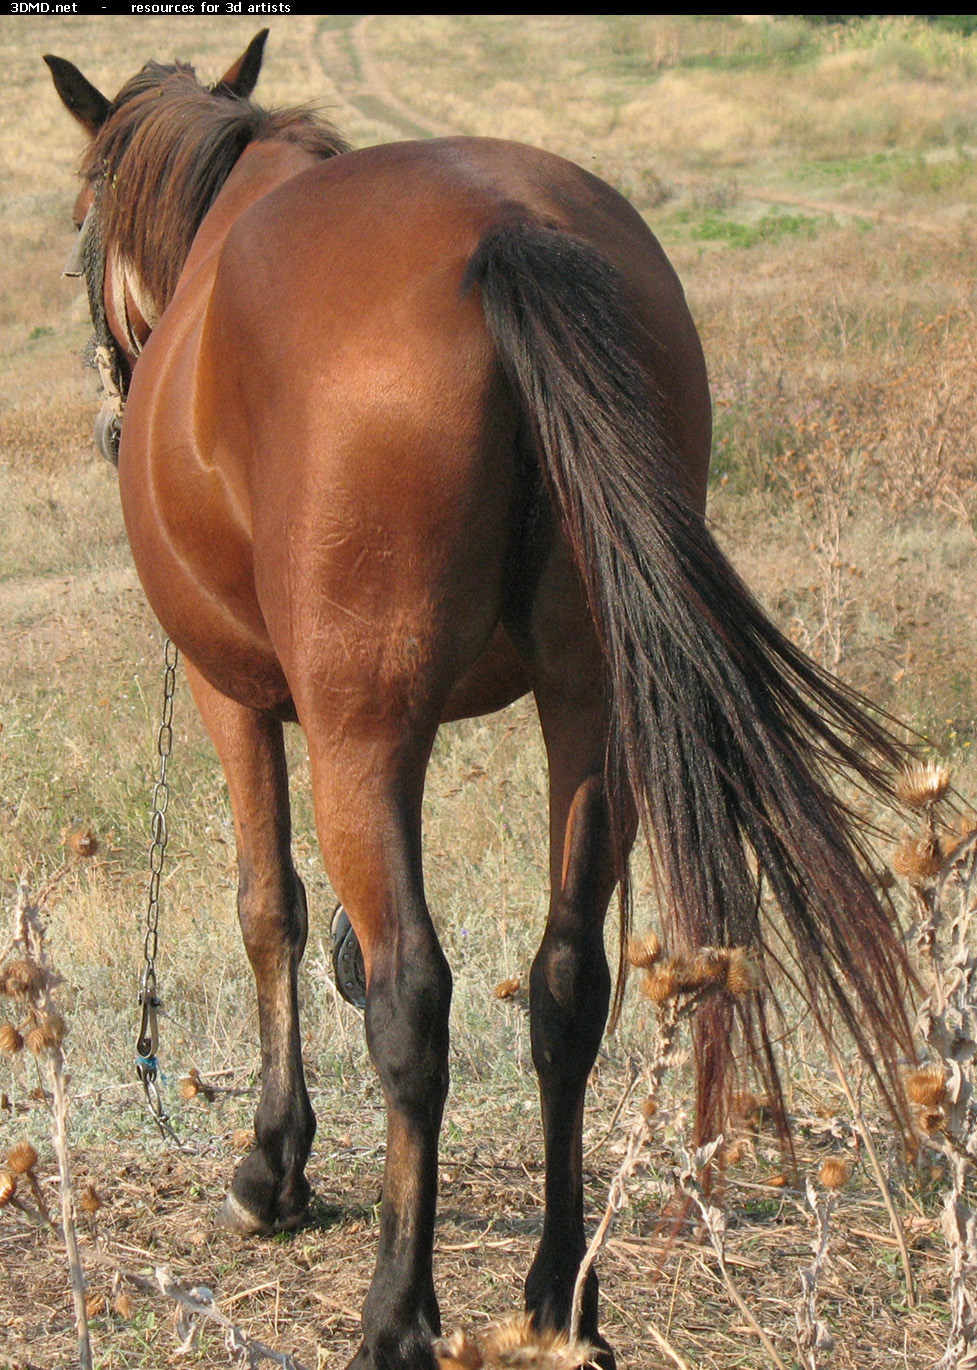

left=135, top=637, right=186, bottom=1147
left=144, top=636, right=178, bottom=970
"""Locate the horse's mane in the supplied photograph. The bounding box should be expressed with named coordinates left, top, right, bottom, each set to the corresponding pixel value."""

left=83, top=62, right=349, bottom=312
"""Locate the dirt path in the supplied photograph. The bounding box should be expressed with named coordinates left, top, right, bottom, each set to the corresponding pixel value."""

left=313, top=14, right=450, bottom=143
left=746, top=185, right=953, bottom=235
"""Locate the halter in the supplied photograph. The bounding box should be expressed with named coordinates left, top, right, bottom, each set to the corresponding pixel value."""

left=63, top=188, right=129, bottom=467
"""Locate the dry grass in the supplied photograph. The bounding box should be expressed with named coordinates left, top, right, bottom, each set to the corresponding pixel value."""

left=0, top=1048, right=953, bottom=1370
left=4, top=14, right=977, bottom=1369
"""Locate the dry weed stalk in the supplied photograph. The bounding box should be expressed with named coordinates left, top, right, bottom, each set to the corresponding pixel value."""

left=157, top=1266, right=308, bottom=1369
left=892, top=763, right=977, bottom=1369
left=914, top=831, right=977, bottom=1370
left=676, top=1140, right=791, bottom=1370
left=825, top=1043, right=916, bottom=1307
left=0, top=872, right=320, bottom=1369
left=0, top=1158, right=56, bottom=1231
left=795, top=1165, right=849, bottom=1370
left=0, top=876, right=91, bottom=1370
left=778, top=408, right=869, bottom=672
left=568, top=936, right=761, bottom=1361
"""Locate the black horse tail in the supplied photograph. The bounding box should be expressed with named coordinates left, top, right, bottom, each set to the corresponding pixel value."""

left=464, top=220, right=914, bottom=1142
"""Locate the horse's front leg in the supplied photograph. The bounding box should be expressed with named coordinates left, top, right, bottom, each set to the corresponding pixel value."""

left=183, top=661, right=315, bottom=1234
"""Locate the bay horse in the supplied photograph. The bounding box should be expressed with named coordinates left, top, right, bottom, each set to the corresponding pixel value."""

left=47, top=33, right=914, bottom=1370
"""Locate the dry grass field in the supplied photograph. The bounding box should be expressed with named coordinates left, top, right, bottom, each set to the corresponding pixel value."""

left=3, top=14, right=977, bottom=1369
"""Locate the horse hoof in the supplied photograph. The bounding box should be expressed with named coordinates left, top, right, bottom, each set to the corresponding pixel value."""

left=215, top=1193, right=272, bottom=1237
left=216, top=1190, right=310, bottom=1236
left=331, top=904, right=366, bottom=1009
left=272, top=1206, right=306, bottom=1233
left=588, top=1339, right=616, bottom=1370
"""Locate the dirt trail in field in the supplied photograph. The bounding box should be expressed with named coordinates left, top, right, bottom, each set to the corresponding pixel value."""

left=746, top=186, right=952, bottom=235
left=327, top=16, right=958, bottom=239
left=314, top=15, right=454, bottom=143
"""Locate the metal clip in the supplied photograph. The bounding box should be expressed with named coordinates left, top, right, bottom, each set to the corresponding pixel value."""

left=136, top=967, right=159, bottom=1064
left=135, top=969, right=184, bottom=1146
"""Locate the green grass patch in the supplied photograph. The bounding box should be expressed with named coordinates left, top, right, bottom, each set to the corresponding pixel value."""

left=678, top=207, right=824, bottom=249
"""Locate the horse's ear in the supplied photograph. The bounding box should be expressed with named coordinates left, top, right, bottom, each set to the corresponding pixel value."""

left=213, top=29, right=269, bottom=99
left=44, top=55, right=111, bottom=135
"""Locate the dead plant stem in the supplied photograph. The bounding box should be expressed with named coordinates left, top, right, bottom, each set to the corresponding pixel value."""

left=827, top=1045, right=916, bottom=1307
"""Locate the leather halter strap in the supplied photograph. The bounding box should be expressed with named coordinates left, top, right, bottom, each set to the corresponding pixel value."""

left=64, top=191, right=131, bottom=465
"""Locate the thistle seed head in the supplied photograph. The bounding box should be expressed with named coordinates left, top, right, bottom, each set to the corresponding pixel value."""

left=0, top=959, right=46, bottom=1000
left=905, top=1064, right=948, bottom=1108
left=724, top=1139, right=746, bottom=1165
left=6, top=1142, right=37, bottom=1176
left=940, top=833, right=965, bottom=862
left=24, top=1013, right=65, bottom=1054
left=492, top=976, right=521, bottom=1001
left=672, top=950, right=726, bottom=993
left=79, top=1184, right=102, bottom=1214
left=113, top=1291, right=135, bottom=1320
left=627, top=931, right=662, bottom=970
left=891, top=835, right=943, bottom=885
left=66, top=826, right=99, bottom=859
left=895, top=762, right=951, bottom=811
left=643, top=963, right=679, bottom=1003
left=435, top=1330, right=483, bottom=1370
left=916, top=1106, right=946, bottom=1136
left=480, top=1313, right=595, bottom=1367
left=0, top=1171, right=16, bottom=1207
left=818, top=1156, right=851, bottom=1189
left=725, top=948, right=762, bottom=996
left=0, top=1023, right=24, bottom=1054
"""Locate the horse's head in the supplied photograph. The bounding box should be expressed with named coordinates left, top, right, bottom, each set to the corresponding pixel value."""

left=45, top=32, right=269, bottom=464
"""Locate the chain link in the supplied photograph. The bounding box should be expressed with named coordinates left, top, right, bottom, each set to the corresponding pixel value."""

left=143, top=636, right=178, bottom=971
left=135, top=636, right=185, bottom=1147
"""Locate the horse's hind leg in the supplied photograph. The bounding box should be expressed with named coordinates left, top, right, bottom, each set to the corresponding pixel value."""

left=524, top=683, right=624, bottom=1367
left=183, top=662, right=315, bottom=1235
left=301, top=715, right=450, bottom=1370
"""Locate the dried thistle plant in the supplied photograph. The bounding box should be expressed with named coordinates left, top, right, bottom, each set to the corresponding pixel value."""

left=890, top=765, right=977, bottom=1370
left=6, top=1139, right=54, bottom=1228
left=567, top=932, right=762, bottom=1351
left=435, top=1314, right=595, bottom=1369
left=178, top=1066, right=218, bottom=1103
left=896, top=762, right=952, bottom=813
left=676, top=1139, right=791, bottom=1370
left=0, top=878, right=91, bottom=1370
left=795, top=1162, right=850, bottom=1369
left=156, top=1266, right=307, bottom=1368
